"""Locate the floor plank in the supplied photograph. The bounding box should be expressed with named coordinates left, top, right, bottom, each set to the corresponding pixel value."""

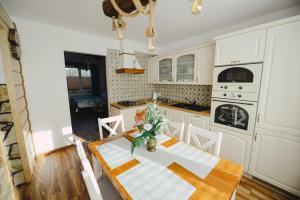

left=18, top=144, right=298, bottom=200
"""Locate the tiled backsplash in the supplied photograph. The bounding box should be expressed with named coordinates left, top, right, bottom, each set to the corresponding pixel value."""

left=106, top=49, right=212, bottom=107
left=154, top=85, right=212, bottom=106
left=106, top=49, right=154, bottom=103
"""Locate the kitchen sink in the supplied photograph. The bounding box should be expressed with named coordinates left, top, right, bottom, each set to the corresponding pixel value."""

left=170, top=103, right=209, bottom=112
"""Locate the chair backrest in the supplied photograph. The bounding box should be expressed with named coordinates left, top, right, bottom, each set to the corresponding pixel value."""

left=98, top=114, right=125, bottom=140
left=81, top=170, right=103, bottom=200
left=186, top=124, right=222, bottom=156
left=75, top=139, right=87, bottom=160
left=163, top=120, right=185, bottom=141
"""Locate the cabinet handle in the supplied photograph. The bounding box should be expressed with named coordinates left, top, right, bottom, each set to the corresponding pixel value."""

left=254, top=132, right=258, bottom=141
left=230, top=60, right=240, bottom=64
left=257, top=114, right=260, bottom=122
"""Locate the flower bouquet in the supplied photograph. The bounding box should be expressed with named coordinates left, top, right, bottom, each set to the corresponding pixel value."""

left=131, top=103, right=166, bottom=153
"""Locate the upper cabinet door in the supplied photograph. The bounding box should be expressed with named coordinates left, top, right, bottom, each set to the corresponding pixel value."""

left=197, top=46, right=215, bottom=85
left=176, top=51, right=197, bottom=83
left=215, top=29, right=266, bottom=66
left=249, top=21, right=300, bottom=196
left=256, top=21, right=300, bottom=137
left=158, top=57, right=174, bottom=83
left=148, top=57, right=158, bottom=84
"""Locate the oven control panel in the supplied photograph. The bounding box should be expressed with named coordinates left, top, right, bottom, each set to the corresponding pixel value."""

left=212, top=90, right=259, bottom=101
left=212, top=84, right=260, bottom=93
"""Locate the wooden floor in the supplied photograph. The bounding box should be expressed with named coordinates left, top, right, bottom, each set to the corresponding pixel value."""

left=18, top=145, right=298, bottom=200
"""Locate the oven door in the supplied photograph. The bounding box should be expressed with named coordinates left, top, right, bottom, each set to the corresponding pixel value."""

left=210, top=99, right=257, bottom=136
left=212, top=63, right=262, bottom=92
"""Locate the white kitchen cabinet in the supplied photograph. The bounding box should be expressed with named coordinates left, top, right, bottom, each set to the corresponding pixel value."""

left=187, top=114, right=209, bottom=130
left=176, top=50, right=198, bottom=83
left=249, top=129, right=300, bottom=196
left=148, top=43, right=214, bottom=85
left=211, top=126, right=252, bottom=172
left=166, top=109, right=186, bottom=124
left=158, top=57, right=175, bottom=83
left=196, top=46, right=215, bottom=85
left=215, top=29, right=266, bottom=65
left=249, top=20, right=300, bottom=196
left=148, top=57, right=158, bottom=83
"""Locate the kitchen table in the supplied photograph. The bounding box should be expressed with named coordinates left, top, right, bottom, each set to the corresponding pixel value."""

left=88, top=130, right=243, bottom=200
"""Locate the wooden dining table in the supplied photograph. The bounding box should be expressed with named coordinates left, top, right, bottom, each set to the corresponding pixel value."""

left=89, top=130, right=243, bottom=200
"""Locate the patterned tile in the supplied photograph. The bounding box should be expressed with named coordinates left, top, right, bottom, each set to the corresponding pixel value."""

left=106, top=49, right=212, bottom=107
left=154, top=85, right=212, bottom=106
left=106, top=49, right=155, bottom=103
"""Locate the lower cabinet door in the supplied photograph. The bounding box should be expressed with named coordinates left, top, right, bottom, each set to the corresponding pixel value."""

left=211, top=126, right=252, bottom=172
left=188, top=114, right=209, bottom=130
left=166, top=109, right=186, bottom=123
left=249, top=128, right=300, bottom=196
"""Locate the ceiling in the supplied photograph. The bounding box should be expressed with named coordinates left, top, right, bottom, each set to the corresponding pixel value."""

left=1, top=0, right=300, bottom=46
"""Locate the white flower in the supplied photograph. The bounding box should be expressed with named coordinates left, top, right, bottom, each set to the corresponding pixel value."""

left=143, top=123, right=153, bottom=131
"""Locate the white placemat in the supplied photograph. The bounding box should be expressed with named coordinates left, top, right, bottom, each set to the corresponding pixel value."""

left=116, top=156, right=196, bottom=200
left=109, top=137, right=220, bottom=179
left=159, top=142, right=220, bottom=178
left=96, top=142, right=133, bottom=169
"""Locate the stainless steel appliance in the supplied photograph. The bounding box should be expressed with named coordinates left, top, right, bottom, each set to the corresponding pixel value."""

left=117, top=101, right=145, bottom=107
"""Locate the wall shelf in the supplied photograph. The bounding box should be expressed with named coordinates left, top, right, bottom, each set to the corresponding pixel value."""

left=116, top=68, right=145, bottom=74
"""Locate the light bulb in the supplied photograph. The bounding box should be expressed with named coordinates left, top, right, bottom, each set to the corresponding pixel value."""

left=148, top=37, right=155, bottom=51
left=191, top=0, right=202, bottom=15
left=117, top=27, right=124, bottom=40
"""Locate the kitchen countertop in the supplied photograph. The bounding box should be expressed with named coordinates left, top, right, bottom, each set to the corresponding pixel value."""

left=111, top=99, right=211, bottom=117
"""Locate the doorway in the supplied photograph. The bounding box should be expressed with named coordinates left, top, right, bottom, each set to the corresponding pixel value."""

left=64, top=51, right=108, bottom=141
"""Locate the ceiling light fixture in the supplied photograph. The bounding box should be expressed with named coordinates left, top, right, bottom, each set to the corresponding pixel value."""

left=103, top=0, right=157, bottom=51
left=191, top=0, right=202, bottom=15
left=102, top=0, right=201, bottom=51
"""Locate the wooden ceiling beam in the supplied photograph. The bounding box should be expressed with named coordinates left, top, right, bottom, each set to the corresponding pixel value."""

left=102, top=0, right=150, bottom=18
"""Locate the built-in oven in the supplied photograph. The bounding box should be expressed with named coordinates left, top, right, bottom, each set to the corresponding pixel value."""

left=210, top=98, right=257, bottom=136
left=212, top=63, right=263, bottom=93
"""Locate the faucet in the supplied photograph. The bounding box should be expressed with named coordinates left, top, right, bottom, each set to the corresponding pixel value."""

left=185, top=98, right=196, bottom=105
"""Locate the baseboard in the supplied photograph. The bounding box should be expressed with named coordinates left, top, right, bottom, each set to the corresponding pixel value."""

left=242, top=173, right=299, bottom=199
left=35, top=144, right=74, bottom=158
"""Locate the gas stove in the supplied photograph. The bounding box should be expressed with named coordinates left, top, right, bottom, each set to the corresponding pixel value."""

left=117, top=101, right=145, bottom=107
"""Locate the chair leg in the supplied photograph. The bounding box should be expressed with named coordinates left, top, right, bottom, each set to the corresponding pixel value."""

left=230, top=188, right=236, bottom=200
left=92, top=155, right=103, bottom=181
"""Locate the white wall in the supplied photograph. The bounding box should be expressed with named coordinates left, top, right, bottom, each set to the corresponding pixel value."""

left=13, top=17, right=153, bottom=154
left=159, top=5, right=300, bottom=53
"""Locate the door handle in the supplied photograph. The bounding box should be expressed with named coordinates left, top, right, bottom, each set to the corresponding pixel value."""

left=254, top=132, right=258, bottom=141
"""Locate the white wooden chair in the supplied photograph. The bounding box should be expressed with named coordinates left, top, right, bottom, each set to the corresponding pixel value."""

left=163, top=120, right=185, bottom=141
left=98, top=114, right=125, bottom=140
left=75, top=139, right=87, bottom=160
left=81, top=158, right=121, bottom=200
left=81, top=169, right=104, bottom=200
left=186, top=124, right=222, bottom=156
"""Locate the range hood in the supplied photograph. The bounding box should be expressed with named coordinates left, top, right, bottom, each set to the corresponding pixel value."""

left=117, top=50, right=144, bottom=74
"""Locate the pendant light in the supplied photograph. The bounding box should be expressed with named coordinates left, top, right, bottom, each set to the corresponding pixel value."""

left=191, top=0, right=202, bottom=14
left=148, top=37, right=155, bottom=51
left=117, top=26, right=124, bottom=40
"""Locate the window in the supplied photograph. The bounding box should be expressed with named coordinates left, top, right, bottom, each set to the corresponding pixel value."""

left=66, top=68, right=91, bottom=91
left=81, top=69, right=91, bottom=77
left=65, top=68, right=79, bottom=77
